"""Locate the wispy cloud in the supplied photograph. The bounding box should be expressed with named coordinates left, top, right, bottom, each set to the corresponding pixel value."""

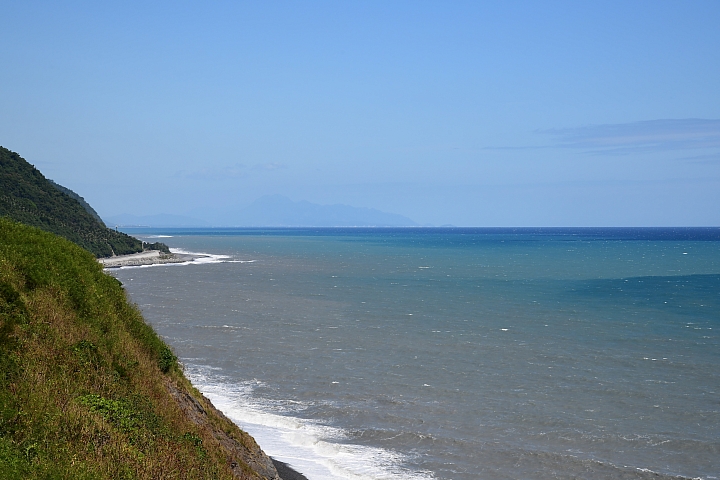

left=676, top=153, right=720, bottom=164
left=174, top=162, right=288, bottom=180
left=538, top=119, right=720, bottom=154
left=251, top=162, right=287, bottom=171
left=174, top=163, right=248, bottom=180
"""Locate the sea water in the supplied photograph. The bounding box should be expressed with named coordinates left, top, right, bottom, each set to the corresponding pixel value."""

left=109, top=228, right=720, bottom=480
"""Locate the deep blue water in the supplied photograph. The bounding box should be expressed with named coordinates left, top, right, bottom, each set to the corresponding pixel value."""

left=111, top=228, right=720, bottom=479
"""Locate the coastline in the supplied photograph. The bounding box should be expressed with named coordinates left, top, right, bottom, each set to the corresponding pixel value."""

left=0, top=218, right=312, bottom=479
left=99, top=249, right=310, bottom=480
left=109, top=229, right=720, bottom=480
left=98, top=249, right=207, bottom=268
left=272, top=460, right=309, bottom=480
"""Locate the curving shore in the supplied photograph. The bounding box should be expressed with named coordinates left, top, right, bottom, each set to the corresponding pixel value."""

left=98, top=248, right=310, bottom=479
left=99, top=249, right=207, bottom=268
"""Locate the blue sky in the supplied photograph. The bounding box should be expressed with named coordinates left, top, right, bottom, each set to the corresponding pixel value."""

left=2, top=1, right=719, bottom=226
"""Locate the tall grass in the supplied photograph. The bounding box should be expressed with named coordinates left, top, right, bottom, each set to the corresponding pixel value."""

left=0, top=218, right=269, bottom=479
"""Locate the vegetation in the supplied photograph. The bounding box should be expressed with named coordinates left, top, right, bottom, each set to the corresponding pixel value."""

left=0, top=146, right=168, bottom=258
left=49, top=179, right=107, bottom=226
left=144, top=241, right=172, bottom=255
left=0, top=218, right=279, bottom=479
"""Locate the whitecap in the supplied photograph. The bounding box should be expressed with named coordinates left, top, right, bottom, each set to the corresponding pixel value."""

left=186, top=367, right=435, bottom=480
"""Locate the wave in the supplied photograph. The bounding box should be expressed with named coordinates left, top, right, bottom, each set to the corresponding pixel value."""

left=109, top=249, right=256, bottom=270
left=169, top=248, right=231, bottom=264
left=185, top=365, right=435, bottom=480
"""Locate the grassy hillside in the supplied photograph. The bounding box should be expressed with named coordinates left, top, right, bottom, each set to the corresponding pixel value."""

left=0, top=218, right=280, bottom=479
left=0, top=146, right=147, bottom=257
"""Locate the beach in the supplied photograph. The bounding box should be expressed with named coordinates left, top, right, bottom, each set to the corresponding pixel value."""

left=98, top=249, right=207, bottom=268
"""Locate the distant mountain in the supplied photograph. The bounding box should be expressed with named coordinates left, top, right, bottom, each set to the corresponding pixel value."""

left=104, top=213, right=210, bottom=228
left=0, top=146, right=148, bottom=257
left=231, top=195, right=417, bottom=227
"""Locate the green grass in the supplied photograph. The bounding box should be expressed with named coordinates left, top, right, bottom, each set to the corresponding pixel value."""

left=0, top=218, right=271, bottom=479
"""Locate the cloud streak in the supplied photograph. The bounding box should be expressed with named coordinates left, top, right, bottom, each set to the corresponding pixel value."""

left=251, top=162, right=287, bottom=171
left=539, top=119, right=720, bottom=154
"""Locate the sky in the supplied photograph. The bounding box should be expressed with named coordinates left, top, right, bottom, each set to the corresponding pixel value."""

left=1, top=1, right=719, bottom=226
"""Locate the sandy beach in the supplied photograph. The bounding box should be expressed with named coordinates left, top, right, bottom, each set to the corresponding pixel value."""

left=98, top=250, right=206, bottom=268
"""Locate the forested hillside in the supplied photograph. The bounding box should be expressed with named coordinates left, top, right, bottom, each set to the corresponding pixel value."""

left=49, top=179, right=107, bottom=225
left=0, top=146, right=144, bottom=257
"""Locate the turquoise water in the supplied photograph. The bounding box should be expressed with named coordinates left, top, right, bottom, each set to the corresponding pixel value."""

left=111, top=228, right=720, bottom=479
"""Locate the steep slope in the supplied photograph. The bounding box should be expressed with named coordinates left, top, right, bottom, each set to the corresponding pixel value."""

left=49, top=179, right=106, bottom=225
left=0, top=218, right=281, bottom=479
left=0, top=146, right=142, bottom=257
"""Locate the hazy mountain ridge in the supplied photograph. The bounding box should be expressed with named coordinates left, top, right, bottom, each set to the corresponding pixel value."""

left=230, top=195, right=418, bottom=227
left=106, top=195, right=417, bottom=228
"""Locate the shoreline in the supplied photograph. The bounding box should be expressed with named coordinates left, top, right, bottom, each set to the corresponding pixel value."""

left=101, top=249, right=309, bottom=480
left=98, top=249, right=207, bottom=268
left=272, top=460, right=309, bottom=480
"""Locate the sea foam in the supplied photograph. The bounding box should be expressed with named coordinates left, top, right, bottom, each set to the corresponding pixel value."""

left=186, top=366, right=435, bottom=480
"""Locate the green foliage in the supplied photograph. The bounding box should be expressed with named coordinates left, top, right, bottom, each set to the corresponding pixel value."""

left=0, top=282, right=26, bottom=350
left=158, top=345, right=177, bottom=373
left=0, top=437, right=30, bottom=479
left=183, top=432, right=207, bottom=459
left=78, top=394, right=164, bottom=442
left=0, top=218, right=257, bottom=479
left=48, top=179, right=106, bottom=226
left=0, top=146, right=143, bottom=257
left=144, top=241, right=171, bottom=254
left=72, top=340, right=104, bottom=369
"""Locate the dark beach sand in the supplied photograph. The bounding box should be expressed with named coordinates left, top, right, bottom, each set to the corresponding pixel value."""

left=272, top=459, right=309, bottom=480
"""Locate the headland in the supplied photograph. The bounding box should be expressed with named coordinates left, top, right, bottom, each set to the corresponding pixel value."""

left=99, top=250, right=208, bottom=268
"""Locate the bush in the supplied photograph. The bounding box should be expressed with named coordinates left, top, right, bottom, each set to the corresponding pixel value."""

left=158, top=346, right=177, bottom=374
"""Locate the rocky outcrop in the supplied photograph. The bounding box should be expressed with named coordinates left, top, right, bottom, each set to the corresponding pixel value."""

left=165, top=380, right=281, bottom=480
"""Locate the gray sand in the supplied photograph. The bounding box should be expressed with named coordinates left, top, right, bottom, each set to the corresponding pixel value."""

left=99, top=250, right=206, bottom=268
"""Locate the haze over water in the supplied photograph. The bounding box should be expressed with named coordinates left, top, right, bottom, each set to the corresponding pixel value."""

left=111, top=228, right=720, bottom=479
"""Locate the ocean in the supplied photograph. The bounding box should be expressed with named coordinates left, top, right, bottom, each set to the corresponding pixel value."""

left=109, top=228, right=720, bottom=480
